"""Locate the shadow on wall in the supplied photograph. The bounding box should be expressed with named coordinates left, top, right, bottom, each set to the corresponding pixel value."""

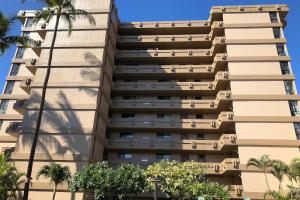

left=15, top=51, right=105, bottom=170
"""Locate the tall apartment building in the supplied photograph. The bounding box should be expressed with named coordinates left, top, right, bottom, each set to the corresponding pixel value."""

left=0, top=0, right=299, bottom=199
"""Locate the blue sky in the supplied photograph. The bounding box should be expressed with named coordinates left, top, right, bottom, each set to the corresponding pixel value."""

left=0, top=0, right=300, bottom=92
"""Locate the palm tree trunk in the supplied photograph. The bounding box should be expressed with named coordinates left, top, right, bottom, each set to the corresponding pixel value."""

left=52, top=185, right=57, bottom=200
left=264, top=172, right=271, bottom=192
left=23, top=13, right=61, bottom=200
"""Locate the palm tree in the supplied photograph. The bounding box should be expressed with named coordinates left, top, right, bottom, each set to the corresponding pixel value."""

left=0, top=11, right=29, bottom=55
left=0, top=154, right=25, bottom=200
left=36, top=163, right=71, bottom=200
left=271, top=160, right=288, bottom=195
left=247, top=155, right=273, bottom=191
left=23, top=1, right=95, bottom=199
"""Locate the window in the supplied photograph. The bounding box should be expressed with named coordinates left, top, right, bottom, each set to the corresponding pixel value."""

left=294, top=123, right=300, bottom=140
left=25, top=17, right=34, bottom=27
left=289, top=100, right=300, bottom=116
left=22, top=31, right=30, bottom=37
left=181, top=154, right=189, bottom=162
left=10, top=64, right=20, bottom=76
left=156, top=153, right=171, bottom=161
left=158, top=79, right=170, bottom=82
left=118, top=153, right=132, bottom=160
left=197, top=134, right=204, bottom=140
left=0, top=120, right=3, bottom=130
left=198, top=154, right=206, bottom=162
left=157, top=96, right=171, bottom=100
left=180, top=134, right=189, bottom=140
left=284, top=80, right=294, bottom=95
left=156, top=133, right=171, bottom=139
left=0, top=100, right=9, bottom=114
left=4, top=81, right=15, bottom=94
left=273, top=27, right=281, bottom=38
left=141, top=156, right=149, bottom=163
left=121, top=113, right=135, bottom=118
left=270, top=12, right=278, bottom=23
left=195, top=96, right=202, bottom=100
left=123, top=96, right=136, bottom=100
left=119, top=132, right=134, bottom=138
left=196, top=114, right=203, bottom=119
left=157, top=113, right=171, bottom=119
left=180, top=96, right=188, bottom=100
left=280, top=62, right=290, bottom=75
left=180, top=114, right=188, bottom=119
left=15, top=48, right=25, bottom=59
left=276, top=44, right=286, bottom=56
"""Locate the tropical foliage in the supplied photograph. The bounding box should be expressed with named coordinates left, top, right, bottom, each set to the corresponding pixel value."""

left=247, top=155, right=300, bottom=200
left=144, top=160, right=229, bottom=200
left=0, top=11, right=29, bottom=55
left=0, top=154, right=25, bottom=200
left=36, top=163, right=71, bottom=200
left=69, top=162, right=147, bottom=200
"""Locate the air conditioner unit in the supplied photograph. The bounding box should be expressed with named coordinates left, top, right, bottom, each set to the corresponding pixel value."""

left=154, top=36, right=159, bottom=41
left=171, top=22, right=175, bottom=27
left=191, top=121, right=195, bottom=127
left=257, top=5, right=263, bottom=11
left=209, top=100, right=214, bottom=107
left=192, top=140, right=196, bottom=148
left=171, top=36, right=175, bottom=41
left=189, top=83, right=193, bottom=89
left=208, top=83, right=213, bottom=89
left=155, top=22, right=159, bottom=27
left=214, top=164, right=220, bottom=172
left=30, top=58, right=37, bottom=65
left=171, top=66, right=176, bottom=72
left=188, top=35, right=192, bottom=41
left=213, top=142, right=218, bottom=149
left=188, top=50, right=192, bottom=56
left=225, top=91, right=231, bottom=98
left=40, top=23, right=46, bottom=29
left=25, top=78, right=32, bottom=86
left=239, top=6, right=244, bottom=11
left=187, top=21, right=191, bottom=26
left=227, top=113, right=234, bottom=120
left=171, top=50, right=175, bottom=56
left=139, top=22, right=143, bottom=27
left=190, top=101, right=194, bottom=107
left=189, top=66, right=193, bottom=72
left=221, top=54, right=227, bottom=60
left=211, top=121, right=216, bottom=127
left=207, top=66, right=212, bottom=72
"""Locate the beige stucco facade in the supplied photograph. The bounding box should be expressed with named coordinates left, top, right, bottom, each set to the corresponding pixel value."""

left=0, top=2, right=298, bottom=199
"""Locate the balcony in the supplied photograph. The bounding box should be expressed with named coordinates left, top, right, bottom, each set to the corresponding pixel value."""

left=119, top=20, right=224, bottom=35
left=112, top=72, right=230, bottom=95
left=116, top=40, right=226, bottom=64
left=117, top=34, right=226, bottom=49
left=106, top=134, right=237, bottom=152
left=114, top=54, right=227, bottom=79
left=13, top=100, right=27, bottom=114
left=108, top=112, right=234, bottom=133
left=111, top=91, right=232, bottom=113
left=5, top=122, right=22, bottom=135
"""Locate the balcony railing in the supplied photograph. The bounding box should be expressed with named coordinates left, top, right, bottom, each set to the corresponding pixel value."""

left=111, top=90, right=231, bottom=112
left=109, top=112, right=234, bottom=132
left=106, top=134, right=237, bottom=152
left=112, top=72, right=229, bottom=95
